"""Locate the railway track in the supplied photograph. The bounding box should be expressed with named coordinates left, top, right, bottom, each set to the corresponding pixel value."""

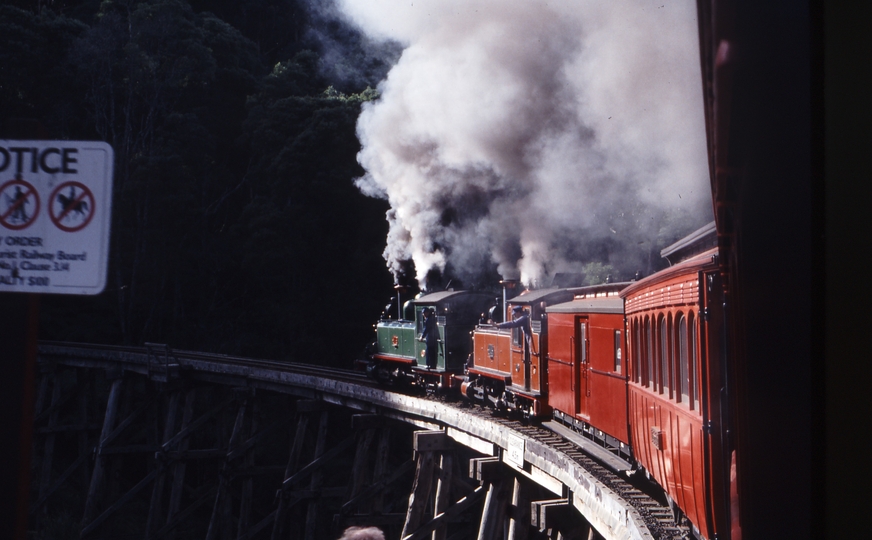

left=36, top=342, right=690, bottom=539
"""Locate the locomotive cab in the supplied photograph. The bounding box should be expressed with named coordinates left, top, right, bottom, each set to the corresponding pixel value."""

left=465, top=288, right=574, bottom=416
left=367, top=290, right=493, bottom=391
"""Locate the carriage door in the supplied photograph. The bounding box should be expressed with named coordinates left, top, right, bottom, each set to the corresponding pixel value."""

left=576, top=318, right=590, bottom=419
left=702, top=269, right=732, bottom=536
left=511, top=323, right=531, bottom=391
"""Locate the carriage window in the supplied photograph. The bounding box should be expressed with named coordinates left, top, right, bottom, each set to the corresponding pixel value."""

left=691, top=312, right=699, bottom=411
left=614, top=330, right=622, bottom=373
left=645, top=318, right=654, bottom=388
left=660, top=316, right=669, bottom=396
left=633, top=320, right=641, bottom=383
left=678, top=314, right=690, bottom=405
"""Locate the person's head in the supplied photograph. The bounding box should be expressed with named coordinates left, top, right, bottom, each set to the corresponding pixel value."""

left=512, top=305, right=524, bottom=318
left=338, top=526, right=385, bottom=540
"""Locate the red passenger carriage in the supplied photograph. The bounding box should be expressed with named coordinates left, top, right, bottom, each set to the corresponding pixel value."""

left=453, top=223, right=734, bottom=539
left=620, top=222, right=732, bottom=540
left=546, top=283, right=631, bottom=462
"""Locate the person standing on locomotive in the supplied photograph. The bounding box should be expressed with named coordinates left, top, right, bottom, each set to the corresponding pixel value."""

left=419, top=307, right=439, bottom=369
left=497, top=305, right=532, bottom=335
left=497, top=305, right=534, bottom=368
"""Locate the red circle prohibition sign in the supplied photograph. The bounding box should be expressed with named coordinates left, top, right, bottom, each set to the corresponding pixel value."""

left=0, top=178, right=41, bottom=231
left=49, top=181, right=96, bottom=232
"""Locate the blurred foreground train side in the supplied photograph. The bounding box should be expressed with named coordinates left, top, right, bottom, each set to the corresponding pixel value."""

left=359, top=221, right=734, bottom=540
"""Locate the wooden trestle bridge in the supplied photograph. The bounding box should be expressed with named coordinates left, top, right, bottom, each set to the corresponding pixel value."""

left=29, top=343, right=678, bottom=540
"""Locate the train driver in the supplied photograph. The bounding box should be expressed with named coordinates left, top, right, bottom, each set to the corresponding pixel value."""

left=497, top=305, right=530, bottom=332
left=419, top=307, right=439, bottom=369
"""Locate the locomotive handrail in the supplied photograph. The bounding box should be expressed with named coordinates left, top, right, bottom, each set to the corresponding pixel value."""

left=570, top=335, right=575, bottom=392
left=508, top=335, right=536, bottom=355
left=588, top=367, right=626, bottom=380
left=545, top=354, right=572, bottom=367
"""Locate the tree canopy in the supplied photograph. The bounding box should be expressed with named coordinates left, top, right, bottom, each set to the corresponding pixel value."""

left=1, top=1, right=394, bottom=365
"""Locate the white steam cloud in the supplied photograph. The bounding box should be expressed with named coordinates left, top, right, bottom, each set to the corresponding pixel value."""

left=338, top=0, right=712, bottom=288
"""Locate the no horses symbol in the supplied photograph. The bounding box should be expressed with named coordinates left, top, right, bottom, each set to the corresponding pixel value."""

left=0, top=178, right=40, bottom=230
left=50, top=181, right=96, bottom=232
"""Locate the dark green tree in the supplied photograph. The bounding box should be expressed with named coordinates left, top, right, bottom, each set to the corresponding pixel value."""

left=2, top=1, right=396, bottom=365
left=234, top=61, right=390, bottom=360
left=65, top=0, right=265, bottom=345
left=0, top=6, right=88, bottom=134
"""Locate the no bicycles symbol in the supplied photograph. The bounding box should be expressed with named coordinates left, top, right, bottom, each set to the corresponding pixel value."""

left=0, top=178, right=40, bottom=231
left=49, top=181, right=96, bottom=232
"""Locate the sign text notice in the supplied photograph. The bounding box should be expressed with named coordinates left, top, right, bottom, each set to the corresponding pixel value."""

left=0, top=140, right=113, bottom=295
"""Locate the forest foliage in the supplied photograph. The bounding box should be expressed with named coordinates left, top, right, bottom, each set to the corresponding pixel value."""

left=1, top=0, right=396, bottom=364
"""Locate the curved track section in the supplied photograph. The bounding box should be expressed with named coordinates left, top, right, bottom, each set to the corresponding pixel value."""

left=37, top=342, right=684, bottom=540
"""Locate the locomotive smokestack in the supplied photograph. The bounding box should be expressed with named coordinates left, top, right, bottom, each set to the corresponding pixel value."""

left=394, top=284, right=408, bottom=320
left=499, top=279, right=520, bottom=323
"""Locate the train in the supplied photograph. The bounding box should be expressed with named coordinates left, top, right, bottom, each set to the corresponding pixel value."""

left=360, top=220, right=735, bottom=540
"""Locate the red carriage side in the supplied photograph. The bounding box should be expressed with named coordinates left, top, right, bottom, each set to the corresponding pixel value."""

left=545, top=284, right=631, bottom=461
left=621, top=237, right=731, bottom=540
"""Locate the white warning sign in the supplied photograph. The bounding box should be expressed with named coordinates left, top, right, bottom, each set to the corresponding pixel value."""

left=0, top=140, right=113, bottom=295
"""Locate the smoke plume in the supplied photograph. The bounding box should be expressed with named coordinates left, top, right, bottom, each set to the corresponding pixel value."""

left=337, top=0, right=712, bottom=288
